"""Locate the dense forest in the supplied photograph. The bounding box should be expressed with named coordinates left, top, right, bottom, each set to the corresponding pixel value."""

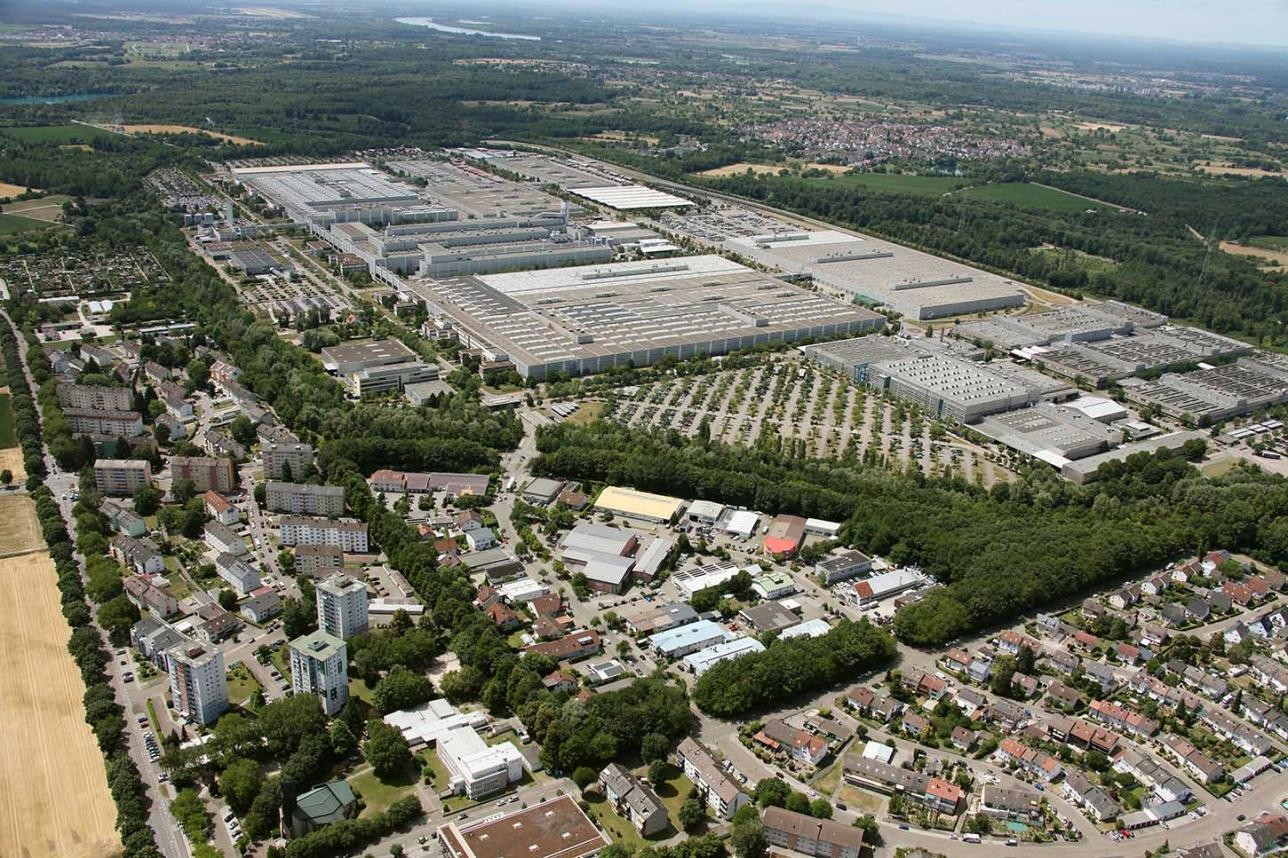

left=532, top=421, right=1288, bottom=646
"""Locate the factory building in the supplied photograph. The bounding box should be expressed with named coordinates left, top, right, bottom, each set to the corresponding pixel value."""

left=726, top=230, right=1025, bottom=320
left=347, top=361, right=440, bottom=398
left=321, top=339, right=417, bottom=375
left=407, top=255, right=884, bottom=380
left=872, top=353, right=1035, bottom=423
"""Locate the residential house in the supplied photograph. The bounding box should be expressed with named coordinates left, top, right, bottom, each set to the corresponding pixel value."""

left=675, top=738, right=749, bottom=820
left=598, top=763, right=668, bottom=837
left=111, top=535, right=164, bottom=575
left=1234, top=814, right=1288, bottom=858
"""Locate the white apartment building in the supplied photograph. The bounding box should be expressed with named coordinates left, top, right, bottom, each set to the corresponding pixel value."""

left=316, top=573, right=369, bottom=640
left=166, top=642, right=228, bottom=725
left=58, top=383, right=134, bottom=411
left=289, top=630, right=349, bottom=715
left=266, top=481, right=346, bottom=517
left=262, top=442, right=315, bottom=480
left=93, top=459, right=152, bottom=496
left=65, top=409, right=143, bottom=437
left=278, top=516, right=368, bottom=552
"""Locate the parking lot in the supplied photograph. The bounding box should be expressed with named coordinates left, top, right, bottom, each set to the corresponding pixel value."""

left=602, top=359, right=1012, bottom=485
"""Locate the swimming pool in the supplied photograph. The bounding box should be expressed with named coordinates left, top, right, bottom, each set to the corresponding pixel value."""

left=1007, top=821, right=1029, bottom=832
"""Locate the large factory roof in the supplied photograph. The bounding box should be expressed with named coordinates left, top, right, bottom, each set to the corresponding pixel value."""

left=726, top=229, right=1025, bottom=320
left=567, top=184, right=693, bottom=210
left=407, top=256, right=883, bottom=379
left=385, top=158, right=569, bottom=220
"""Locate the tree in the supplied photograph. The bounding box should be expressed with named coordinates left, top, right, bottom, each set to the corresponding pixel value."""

left=730, top=805, right=767, bottom=858
left=133, top=484, right=162, bottom=516
left=754, top=777, right=791, bottom=808
left=281, top=597, right=316, bottom=639
left=220, top=759, right=261, bottom=815
left=258, top=695, right=327, bottom=759
left=0, top=469, right=11, bottom=486
left=855, top=814, right=881, bottom=846
left=371, top=665, right=433, bottom=715
left=364, top=719, right=413, bottom=779
left=966, top=814, right=992, bottom=835
left=678, top=796, right=707, bottom=832
left=172, top=478, right=197, bottom=503
left=572, top=766, right=598, bottom=790
left=641, top=732, right=670, bottom=763
left=647, top=759, right=670, bottom=787
left=808, top=798, right=832, bottom=819
left=218, top=589, right=238, bottom=611
left=785, top=791, right=811, bottom=815
left=1016, top=644, right=1035, bottom=676
left=990, top=655, right=1017, bottom=698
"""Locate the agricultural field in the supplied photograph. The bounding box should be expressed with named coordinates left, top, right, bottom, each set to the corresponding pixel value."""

left=599, top=358, right=1013, bottom=485
left=0, top=213, right=51, bottom=235
left=2, top=195, right=72, bottom=224
left=799, top=171, right=966, bottom=196
left=0, top=182, right=29, bottom=198
left=0, top=124, right=114, bottom=144
left=0, top=498, right=120, bottom=858
left=960, top=182, right=1110, bottom=213
left=118, top=124, right=261, bottom=146
left=1220, top=240, right=1288, bottom=271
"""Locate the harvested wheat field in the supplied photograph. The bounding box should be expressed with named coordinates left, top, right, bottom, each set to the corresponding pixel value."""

left=0, top=499, right=119, bottom=858
left=0, top=448, right=25, bottom=484
left=1221, top=241, right=1288, bottom=270
left=0, top=494, right=40, bottom=555
left=120, top=124, right=260, bottom=145
left=697, top=162, right=784, bottom=177
left=0, top=182, right=29, bottom=199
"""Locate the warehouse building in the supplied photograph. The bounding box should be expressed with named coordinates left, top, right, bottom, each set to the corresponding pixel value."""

left=764, top=514, right=807, bottom=558
left=566, top=184, right=693, bottom=210
left=1061, top=431, right=1207, bottom=484
left=650, top=620, right=732, bottom=659
left=233, top=162, right=452, bottom=228
left=436, top=796, right=608, bottom=858
left=405, top=255, right=884, bottom=380
left=594, top=485, right=685, bottom=524
left=975, top=402, right=1124, bottom=466
left=954, top=301, right=1168, bottom=351
left=727, top=230, right=1025, bottom=320
left=321, top=339, right=417, bottom=375
left=1037, top=327, right=1255, bottom=386
left=684, top=637, right=765, bottom=675
left=1122, top=360, right=1288, bottom=426
left=872, top=353, right=1034, bottom=423
left=386, top=158, right=571, bottom=221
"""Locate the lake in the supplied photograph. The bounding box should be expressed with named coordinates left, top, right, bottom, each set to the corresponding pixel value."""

left=394, top=17, right=540, bottom=41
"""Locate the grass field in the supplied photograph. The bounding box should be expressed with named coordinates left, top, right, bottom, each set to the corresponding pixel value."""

left=0, top=213, right=54, bottom=235
left=0, top=448, right=26, bottom=483
left=0, top=495, right=44, bottom=554
left=961, top=182, right=1108, bottom=213
left=2, top=195, right=71, bottom=223
left=347, top=761, right=418, bottom=816
left=0, top=394, right=14, bottom=448
left=0, top=124, right=113, bottom=144
left=0, top=500, right=120, bottom=857
left=802, top=172, right=966, bottom=196
left=1249, top=236, right=1288, bottom=251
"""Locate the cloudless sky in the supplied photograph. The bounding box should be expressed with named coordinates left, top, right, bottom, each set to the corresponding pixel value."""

left=751, top=0, right=1287, bottom=48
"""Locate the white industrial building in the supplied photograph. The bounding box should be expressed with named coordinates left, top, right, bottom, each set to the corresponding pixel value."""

left=673, top=561, right=744, bottom=598
left=849, top=568, right=929, bottom=606
left=726, top=230, right=1025, bottom=320
left=437, top=725, right=527, bottom=799
left=683, top=637, right=765, bottom=675
left=405, top=255, right=884, bottom=380
left=650, top=619, right=732, bottom=659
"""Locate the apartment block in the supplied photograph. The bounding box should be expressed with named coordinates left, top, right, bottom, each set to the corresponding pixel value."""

left=65, top=409, right=143, bottom=438
left=278, top=516, right=369, bottom=553
left=166, top=642, right=228, bottom=725
left=262, top=441, right=314, bottom=480
left=94, top=458, right=152, bottom=496
left=294, top=544, right=345, bottom=577
left=316, top=573, right=369, bottom=640
left=762, top=806, right=864, bottom=858
left=676, top=737, right=749, bottom=820
left=266, top=481, right=346, bottom=517
left=58, top=382, right=134, bottom=412
left=289, top=630, right=349, bottom=716
left=169, top=456, right=237, bottom=494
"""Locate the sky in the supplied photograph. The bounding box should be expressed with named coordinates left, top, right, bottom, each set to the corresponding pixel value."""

left=747, top=0, right=1288, bottom=48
